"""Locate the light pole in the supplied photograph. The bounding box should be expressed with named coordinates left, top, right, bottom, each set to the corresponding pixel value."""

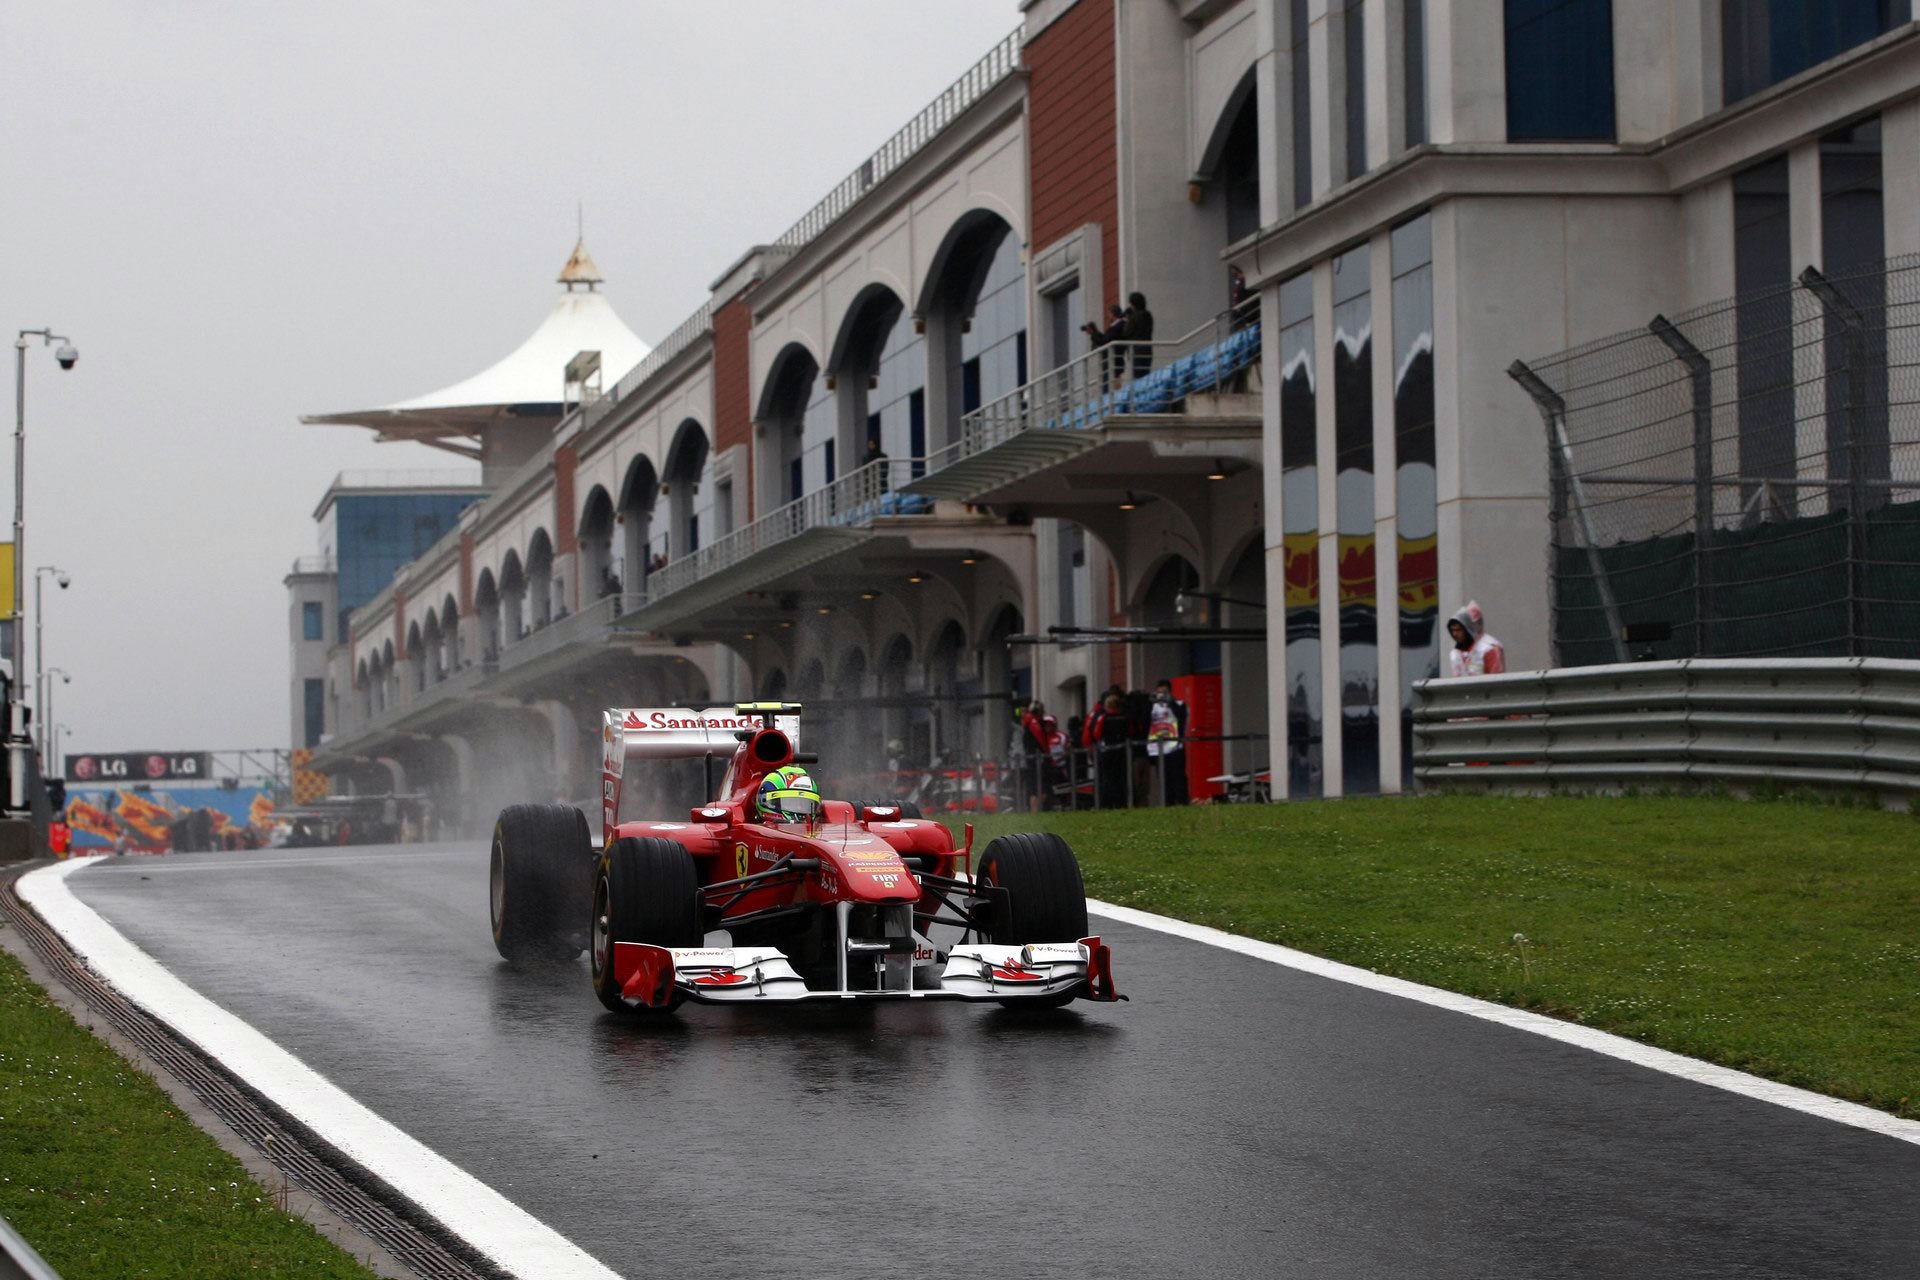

left=10, top=329, right=78, bottom=816
left=51, top=723, right=68, bottom=778
left=34, top=565, right=70, bottom=764
left=42, top=668, right=69, bottom=777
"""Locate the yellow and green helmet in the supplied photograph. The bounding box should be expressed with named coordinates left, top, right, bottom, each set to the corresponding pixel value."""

left=756, top=765, right=821, bottom=821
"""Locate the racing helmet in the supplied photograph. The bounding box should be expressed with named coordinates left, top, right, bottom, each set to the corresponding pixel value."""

left=756, top=765, right=822, bottom=822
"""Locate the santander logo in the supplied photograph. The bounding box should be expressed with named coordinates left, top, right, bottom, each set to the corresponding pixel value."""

left=622, top=710, right=758, bottom=732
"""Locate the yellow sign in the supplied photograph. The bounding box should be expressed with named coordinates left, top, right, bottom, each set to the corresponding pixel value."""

left=0, top=543, right=13, bottom=620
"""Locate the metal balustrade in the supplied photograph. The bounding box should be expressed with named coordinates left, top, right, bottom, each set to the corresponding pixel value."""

left=1412, top=658, right=1920, bottom=801
left=921, top=301, right=1262, bottom=480
left=635, top=458, right=928, bottom=610
left=772, top=30, right=1022, bottom=252
left=496, top=593, right=645, bottom=672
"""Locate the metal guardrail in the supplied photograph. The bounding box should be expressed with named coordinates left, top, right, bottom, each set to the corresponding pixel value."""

left=1412, top=658, right=1920, bottom=799
left=772, top=30, right=1022, bottom=253
left=0, top=1213, right=62, bottom=1280
left=639, top=458, right=929, bottom=606
left=927, top=301, right=1262, bottom=475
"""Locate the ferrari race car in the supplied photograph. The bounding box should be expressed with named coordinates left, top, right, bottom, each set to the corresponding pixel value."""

left=487, top=702, right=1122, bottom=1013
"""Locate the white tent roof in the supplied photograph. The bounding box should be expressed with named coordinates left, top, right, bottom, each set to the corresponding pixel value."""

left=302, top=241, right=651, bottom=445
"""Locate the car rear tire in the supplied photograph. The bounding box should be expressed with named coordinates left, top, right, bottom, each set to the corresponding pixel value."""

left=591, top=836, right=704, bottom=1013
left=896, top=800, right=925, bottom=820
left=490, top=804, right=593, bottom=964
left=975, top=832, right=1089, bottom=1009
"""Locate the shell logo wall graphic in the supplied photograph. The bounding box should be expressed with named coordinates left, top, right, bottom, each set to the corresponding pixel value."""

left=66, top=785, right=283, bottom=852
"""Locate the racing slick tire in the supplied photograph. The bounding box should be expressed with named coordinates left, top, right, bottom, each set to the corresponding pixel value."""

left=490, top=804, right=594, bottom=964
left=976, top=832, right=1090, bottom=1008
left=591, top=837, right=704, bottom=1014
left=896, top=800, right=925, bottom=820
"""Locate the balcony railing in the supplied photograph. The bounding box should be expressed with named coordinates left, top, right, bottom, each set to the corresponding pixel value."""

left=926, top=300, right=1262, bottom=475
left=496, top=593, right=647, bottom=672
left=772, top=30, right=1021, bottom=253
left=640, top=458, right=930, bottom=606
left=289, top=554, right=335, bottom=575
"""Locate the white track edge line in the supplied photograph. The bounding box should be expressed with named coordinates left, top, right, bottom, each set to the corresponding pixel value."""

left=18, top=857, right=621, bottom=1280
left=1086, top=897, right=1920, bottom=1147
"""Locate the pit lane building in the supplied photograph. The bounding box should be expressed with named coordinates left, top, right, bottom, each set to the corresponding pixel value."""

left=291, top=0, right=1920, bottom=818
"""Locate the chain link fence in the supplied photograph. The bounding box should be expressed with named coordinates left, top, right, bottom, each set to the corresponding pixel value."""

left=1512, top=254, right=1920, bottom=665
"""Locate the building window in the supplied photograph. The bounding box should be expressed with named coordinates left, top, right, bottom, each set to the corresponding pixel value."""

left=1278, top=271, right=1320, bottom=797
left=1820, top=116, right=1889, bottom=486
left=1391, top=214, right=1436, bottom=791
left=1332, top=245, right=1378, bottom=795
left=1723, top=1, right=1910, bottom=104
left=301, top=600, right=323, bottom=642
left=1504, top=0, right=1615, bottom=140
left=1404, top=0, right=1428, bottom=147
left=303, top=678, right=325, bottom=748
left=1732, top=154, right=1795, bottom=516
left=1290, top=0, right=1312, bottom=209
left=1344, top=0, right=1368, bottom=179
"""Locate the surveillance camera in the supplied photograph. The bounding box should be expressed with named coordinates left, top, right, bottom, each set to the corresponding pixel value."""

left=54, top=344, right=78, bottom=370
left=60, top=673, right=70, bottom=684
left=57, top=575, right=70, bottom=590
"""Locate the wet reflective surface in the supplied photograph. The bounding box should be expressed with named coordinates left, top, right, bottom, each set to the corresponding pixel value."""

left=72, top=845, right=1920, bottom=1279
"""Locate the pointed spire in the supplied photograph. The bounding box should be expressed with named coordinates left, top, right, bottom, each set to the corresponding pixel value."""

left=558, top=235, right=604, bottom=291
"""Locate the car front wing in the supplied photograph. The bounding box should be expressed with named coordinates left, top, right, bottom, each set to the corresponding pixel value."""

left=611, top=937, right=1122, bottom=1007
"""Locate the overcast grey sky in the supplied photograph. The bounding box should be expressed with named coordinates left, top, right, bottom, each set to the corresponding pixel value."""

left=1, top=1, right=1021, bottom=755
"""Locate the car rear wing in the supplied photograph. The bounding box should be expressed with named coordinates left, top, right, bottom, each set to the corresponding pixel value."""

left=600, top=707, right=800, bottom=841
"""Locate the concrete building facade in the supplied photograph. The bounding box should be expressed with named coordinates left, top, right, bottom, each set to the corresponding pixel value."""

left=290, top=0, right=1920, bottom=816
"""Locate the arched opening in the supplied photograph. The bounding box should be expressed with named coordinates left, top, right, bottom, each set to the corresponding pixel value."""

left=980, top=603, right=1026, bottom=708
left=760, top=667, right=789, bottom=701
left=757, top=344, right=825, bottom=510
left=421, top=612, right=443, bottom=684
left=578, top=485, right=617, bottom=603
left=877, top=634, right=916, bottom=767
left=526, top=530, right=555, bottom=629
left=927, top=619, right=968, bottom=757
left=1219, top=535, right=1270, bottom=779
left=379, top=639, right=396, bottom=712
left=832, top=646, right=867, bottom=700
left=405, top=622, right=426, bottom=693
left=474, top=569, right=501, bottom=663
left=440, top=593, right=461, bottom=673
left=1200, top=70, right=1261, bottom=311
left=617, top=455, right=659, bottom=590
left=830, top=285, right=920, bottom=480
left=922, top=212, right=1025, bottom=453
left=662, top=420, right=711, bottom=560
left=499, top=550, right=527, bottom=646
left=355, top=658, right=372, bottom=721
left=794, top=658, right=825, bottom=702
left=1138, top=555, right=1207, bottom=687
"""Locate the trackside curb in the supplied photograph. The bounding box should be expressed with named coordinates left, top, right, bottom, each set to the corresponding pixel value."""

left=1086, top=898, right=1920, bottom=1148
left=17, top=857, right=622, bottom=1280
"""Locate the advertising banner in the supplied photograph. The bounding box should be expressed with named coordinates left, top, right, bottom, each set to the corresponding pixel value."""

left=65, top=751, right=215, bottom=783
left=66, top=784, right=276, bottom=853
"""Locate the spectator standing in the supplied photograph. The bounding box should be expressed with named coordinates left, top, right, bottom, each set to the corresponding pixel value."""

left=1123, top=292, right=1155, bottom=378
left=1081, top=688, right=1132, bottom=808
left=1446, top=601, right=1506, bottom=677
left=1147, top=679, right=1190, bottom=806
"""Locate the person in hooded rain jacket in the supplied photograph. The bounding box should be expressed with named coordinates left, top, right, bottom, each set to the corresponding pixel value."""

left=1446, top=600, right=1505, bottom=677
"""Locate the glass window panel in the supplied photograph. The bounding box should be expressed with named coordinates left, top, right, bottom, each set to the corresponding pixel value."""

left=1291, top=0, right=1312, bottom=210
left=1505, top=0, right=1615, bottom=141
left=1332, top=246, right=1377, bottom=795
left=1733, top=155, right=1796, bottom=515
left=1405, top=0, right=1428, bottom=147
left=1723, top=0, right=1910, bottom=104
left=1345, top=0, right=1367, bottom=180
left=1820, top=116, right=1889, bottom=485
left=1278, top=271, right=1321, bottom=797
left=1392, top=214, right=1437, bottom=791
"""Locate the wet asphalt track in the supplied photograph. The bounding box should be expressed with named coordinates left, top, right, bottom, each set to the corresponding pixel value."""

left=65, top=843, right=1920, bottom=1280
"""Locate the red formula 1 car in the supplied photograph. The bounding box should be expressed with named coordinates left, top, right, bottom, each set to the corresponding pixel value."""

left=487, top=702, right=1122, bottom=1013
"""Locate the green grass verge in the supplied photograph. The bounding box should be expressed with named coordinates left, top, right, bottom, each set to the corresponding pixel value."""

left=953, top=794, right=1920, bottom=1119
left=0, top=941, right=380, bottom=1279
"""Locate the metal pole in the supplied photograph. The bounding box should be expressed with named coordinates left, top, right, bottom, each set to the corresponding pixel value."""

left=1649, top=316, right=1717, bottom=657
left=9, top=340, right=28, bottom=815
left=33, top=570, right=43, bottom=764
left=1799, top=267, right=1871, bottom=655
left=1509, top=360, right=1629, bottom=663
